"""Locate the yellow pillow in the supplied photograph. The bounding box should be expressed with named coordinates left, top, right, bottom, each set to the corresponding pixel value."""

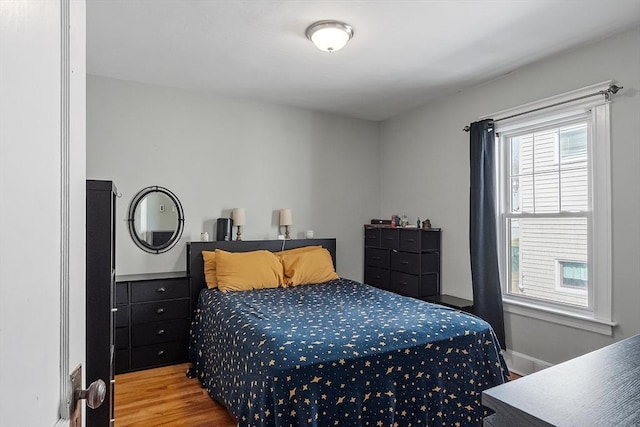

left=277, top=247, right=339, bottom=286
left=215, top=249, right=284, bottom=292
left=202, top=251, right=218, bottom=289
left=272, top=246, right=321, bottom=279
left=277, top=245, right=322, bottom=256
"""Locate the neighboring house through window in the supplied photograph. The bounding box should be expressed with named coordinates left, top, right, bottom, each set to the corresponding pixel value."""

left=495, top=82, right=614, bottom=335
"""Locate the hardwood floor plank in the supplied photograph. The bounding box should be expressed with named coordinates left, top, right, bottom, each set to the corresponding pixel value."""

left=115, top=363, right=236, bottom=427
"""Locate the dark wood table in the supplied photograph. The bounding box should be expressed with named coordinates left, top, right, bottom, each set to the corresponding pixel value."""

left=482, top=334, right=640, bottom=426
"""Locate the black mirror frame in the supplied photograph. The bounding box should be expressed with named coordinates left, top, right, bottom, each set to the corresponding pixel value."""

left=127, top=186, right=185, bottom=254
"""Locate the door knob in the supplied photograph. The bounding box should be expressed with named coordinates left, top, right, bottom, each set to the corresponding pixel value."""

left=75, top=379, right=106, bottom=409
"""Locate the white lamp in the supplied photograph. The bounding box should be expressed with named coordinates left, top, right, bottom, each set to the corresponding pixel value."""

left=305, top=20, right=353, bottom=53
left=232, top=208, right=246, bottom=241
left=279, top=209, right=293, bottom=240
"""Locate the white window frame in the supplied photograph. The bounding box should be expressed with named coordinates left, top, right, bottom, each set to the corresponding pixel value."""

left=491, top=81, right=615, bottom=336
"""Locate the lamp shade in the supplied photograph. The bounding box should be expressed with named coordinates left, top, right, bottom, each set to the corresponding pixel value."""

left=279, top=209, right=293, bottom=226
left=232, top=208, right=246, bottom=226
left=305, top=20, right=353, bottom=53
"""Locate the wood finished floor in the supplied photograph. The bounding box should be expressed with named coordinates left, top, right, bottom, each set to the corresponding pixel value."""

left=115, top=363, right=521, bottom=426
left=114, top=363, right=236, bottom=427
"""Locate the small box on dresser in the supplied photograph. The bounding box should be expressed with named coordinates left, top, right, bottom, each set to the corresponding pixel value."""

left=114, top=272, right=190, bottom=374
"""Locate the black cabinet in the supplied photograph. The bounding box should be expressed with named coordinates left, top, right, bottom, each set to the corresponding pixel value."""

left=114, top=272, right=190, bottom=373
left=86, top=180, right=117, bottom=426
left=364, top=225, right=441, bottom=300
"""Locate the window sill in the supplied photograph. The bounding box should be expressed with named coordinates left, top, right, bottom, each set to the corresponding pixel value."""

left=503, top=297, right=616, bottom=336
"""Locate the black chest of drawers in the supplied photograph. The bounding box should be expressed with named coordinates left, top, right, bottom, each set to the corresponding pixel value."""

left=364, top=226, right=441, bottom=300
left=114, top=272, right=190, bottom=374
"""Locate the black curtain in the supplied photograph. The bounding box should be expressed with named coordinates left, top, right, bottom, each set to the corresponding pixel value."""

left=469, top=119, right=506, bottom=350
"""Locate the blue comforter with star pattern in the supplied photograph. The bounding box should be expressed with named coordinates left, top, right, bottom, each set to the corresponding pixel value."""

left=189, top=278, right=508, bottom=426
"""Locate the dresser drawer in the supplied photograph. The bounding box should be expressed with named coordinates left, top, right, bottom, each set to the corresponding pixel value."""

left=419, top=274, right=439, bottom=297
left=132, top=319, right=190, bottom=347
left=390, top=251, right=421, bottom=274
left=131, top=278, right=189, bottom=303
left=380, top=228, right=399, bottom=249
left=389, top=271, right=420, bottom=297
left=115, top=306, right=129, bottom=328
left=116, top=282, right=128, bottom=305
left=391, top=273, right=438, bottom=299
left=114, top=349, right=129, bottom=375
left=422, top=231, right=441, bottom=250
left=365, top=247, right=389, bottom=268
left=115, top=327, right=128, bottom=350
left=131, top=299, right=189, bottom=324
left=399, top=229, right=421, bottom=252
left=364, top=266, right=389, bottom=290
left=422, top=252, right=439, bottom=273
left=131, top=341, right=188, bottom=370
left=364, top=227, right=381, bottom=247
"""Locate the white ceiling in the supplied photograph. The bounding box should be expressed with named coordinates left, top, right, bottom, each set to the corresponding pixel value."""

left=87, top=0, right=640, bottom=121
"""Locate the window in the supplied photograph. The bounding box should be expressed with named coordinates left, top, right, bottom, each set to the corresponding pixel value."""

left=496, top=82, right=613, bottom=334
left=505, top=121, right=589, bottom=308
left=558, top=261, right=588, bottom=290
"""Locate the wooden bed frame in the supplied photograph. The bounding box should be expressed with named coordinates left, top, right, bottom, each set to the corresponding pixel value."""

left=186, top=239, right=337, bottom=314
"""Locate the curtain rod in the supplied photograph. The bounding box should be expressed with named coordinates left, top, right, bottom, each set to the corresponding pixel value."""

left=463, top=83, right=622, bottom=132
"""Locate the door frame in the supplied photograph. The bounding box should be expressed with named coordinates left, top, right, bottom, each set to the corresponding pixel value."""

left=55, top=0, right=87, bottom=424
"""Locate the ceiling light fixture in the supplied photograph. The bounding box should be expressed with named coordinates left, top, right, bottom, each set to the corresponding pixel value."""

left=305, top=20, right=353, bottom=53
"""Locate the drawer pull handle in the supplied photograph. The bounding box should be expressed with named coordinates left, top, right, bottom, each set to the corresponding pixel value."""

left=405, top=239, right=415, bottom=243
left=156, top=287, right=166, bottom=293
left=157, top=329, right=166, bottom=336
left=399, top=281, right=409, bottom=286
left=156, top=308, right=165, bottom=314
left=372, top=256, right=381, bottom=260
left=400, top=261, right=409, bottom=265
left=157, top=350, right=165, bottom=357
left=375, top=275, right=381, bottom=279
left=384, top=237, right=394, bottom=241
left=111, top=308, right=118, bottom=313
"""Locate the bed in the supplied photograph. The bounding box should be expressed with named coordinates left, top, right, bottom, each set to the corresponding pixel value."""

left=187, top=239, right=509, bottom=426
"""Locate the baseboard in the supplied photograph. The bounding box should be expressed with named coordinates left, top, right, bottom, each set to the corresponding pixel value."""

left=503, top=349, right=553, bottom=376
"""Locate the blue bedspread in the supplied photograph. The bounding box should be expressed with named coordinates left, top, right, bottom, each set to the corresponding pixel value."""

left=189, top=279, right=508, bottom=426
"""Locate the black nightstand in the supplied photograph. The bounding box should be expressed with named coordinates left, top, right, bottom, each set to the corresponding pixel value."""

left=424, top=294, right=473, bottom=313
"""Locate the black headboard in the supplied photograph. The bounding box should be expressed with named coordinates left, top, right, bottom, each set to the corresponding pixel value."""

left=186, top=239, right=337, bottom=310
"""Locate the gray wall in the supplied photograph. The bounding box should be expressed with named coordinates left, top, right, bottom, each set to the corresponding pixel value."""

left=379, top=27, right=640, bottom=364
left=87, top=75, right=380, bottom=280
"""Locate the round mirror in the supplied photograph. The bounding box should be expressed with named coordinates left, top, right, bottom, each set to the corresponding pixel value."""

left=127, top=186, right=184, bottom=254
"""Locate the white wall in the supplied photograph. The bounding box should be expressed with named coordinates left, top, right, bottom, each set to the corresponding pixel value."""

left=379, top=27, right=640, bottom=364
left=87, top=76, right=380, bottom=280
